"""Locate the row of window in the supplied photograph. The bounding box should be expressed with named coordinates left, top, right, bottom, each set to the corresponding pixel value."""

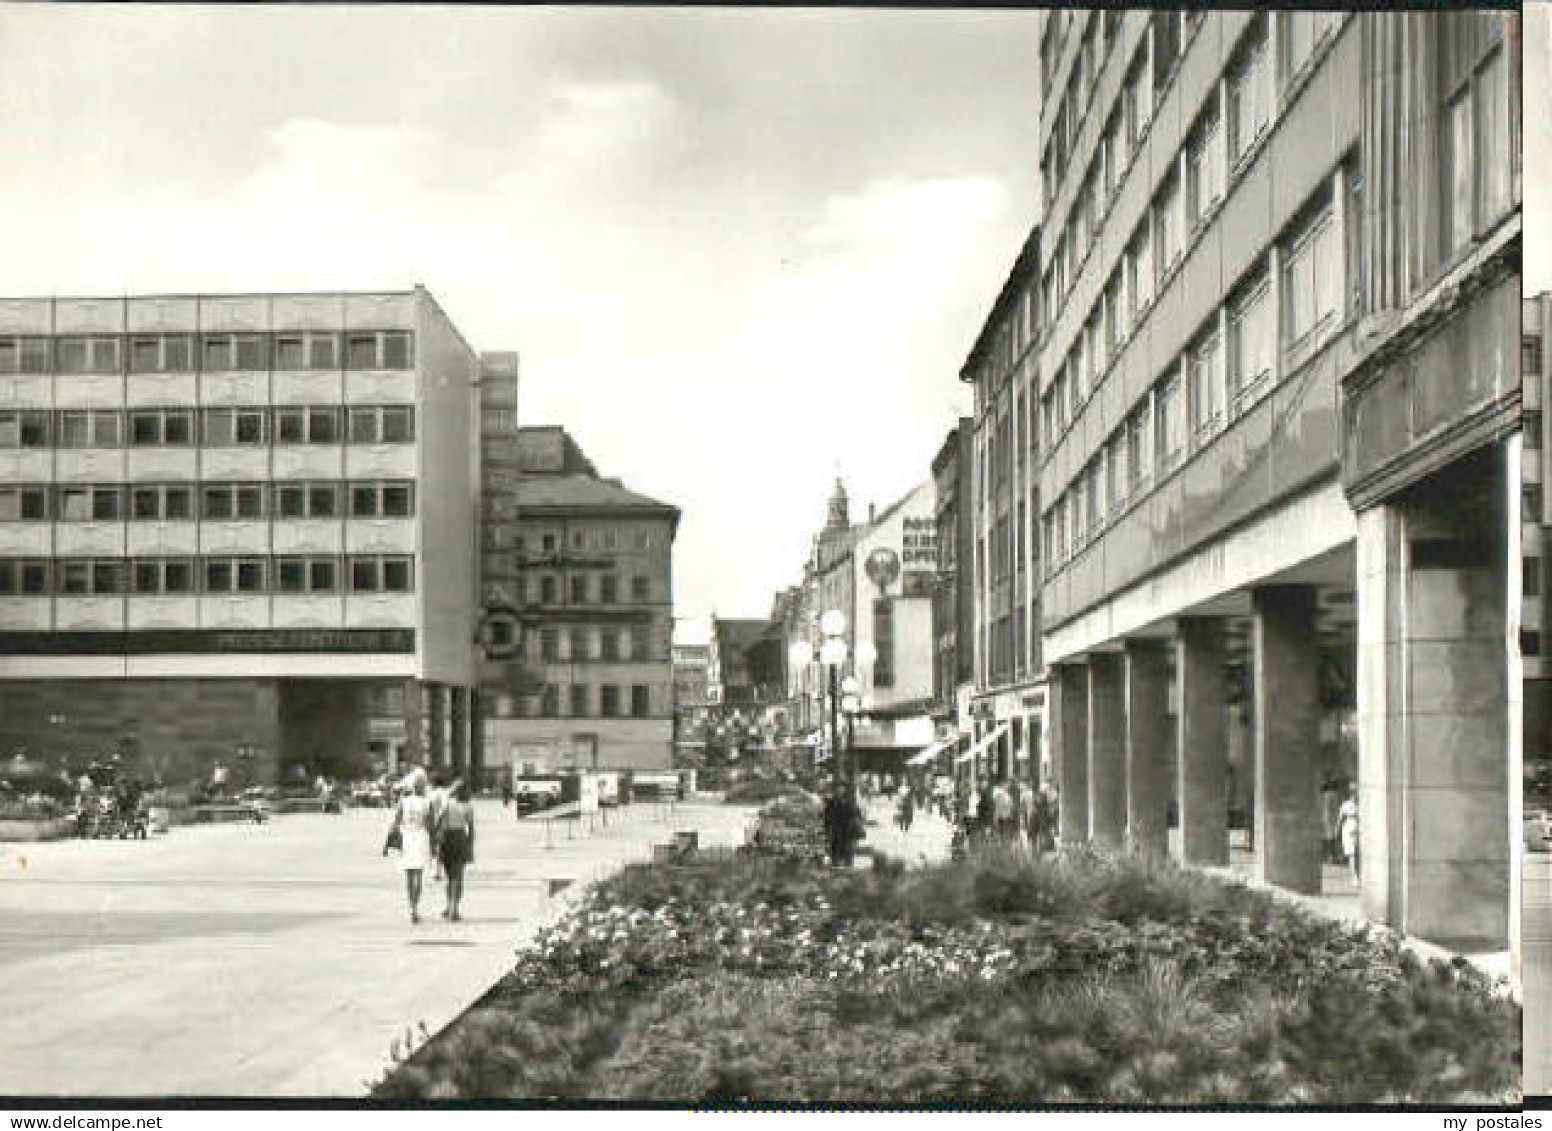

left=490, top=570, right=657, bottom=606
left=533, top=624, right=664, bottom=663
left=0, top=554, right=414, bottom=596
left=0, top=406, right=416, bottom=448
left=513, top=528, right=665, bottom=554
left=0, top=481, right=415, bottom=522
left=520, top=683, right=656, bottom=720
left=0, top=330, right=412, bottom=376
left=1044, top=181, right=1350, bottom=571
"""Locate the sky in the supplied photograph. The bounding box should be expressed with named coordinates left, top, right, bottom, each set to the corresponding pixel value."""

left=1528, top=3, right=1552, bottom=296
left=0, top=4, right=1042, bottom=644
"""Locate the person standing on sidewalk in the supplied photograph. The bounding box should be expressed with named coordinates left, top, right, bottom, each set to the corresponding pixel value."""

left=822, top=783, right=865, bottom=868
left=1338, top=785, right=1360, bottom=883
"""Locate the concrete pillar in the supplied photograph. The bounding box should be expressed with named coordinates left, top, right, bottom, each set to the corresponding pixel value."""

left=469, top=688, right=485, bottom=789
left=1357, top=451, right=1512, bottom=948
left=1051, top=663, right=1089, bottom=844
left=427, top=683, right=447, bottom=771
left=1087, top=653, right=1126, bottom=848
left=449, top=686, right=469, bottom=778
left=402, top=678, right=424, bottom=769
left=1124, top=641, right=1171, bottom=857
left=1175, top=618, right=1229, bottom=866
left=1251, top=585, right=1323, bottom=895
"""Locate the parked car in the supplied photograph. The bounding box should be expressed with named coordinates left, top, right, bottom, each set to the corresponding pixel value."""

left=351, top=782, right=388, bottom=808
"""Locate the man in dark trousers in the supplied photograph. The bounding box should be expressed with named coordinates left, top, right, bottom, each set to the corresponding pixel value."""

left=822, top=780, right=866, bottom=868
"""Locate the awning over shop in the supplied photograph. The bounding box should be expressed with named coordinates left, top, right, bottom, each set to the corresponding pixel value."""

left=906, top=735, right=958, bottom=767
left=955, top=722, right=1010, bottom=765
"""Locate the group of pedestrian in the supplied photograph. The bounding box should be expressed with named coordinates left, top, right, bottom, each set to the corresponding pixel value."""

left=950, top=776, right=1057, bottom=854
left=383, top=768, right=476, bottom=924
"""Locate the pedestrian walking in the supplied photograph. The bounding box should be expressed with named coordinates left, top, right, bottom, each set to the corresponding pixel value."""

left=822, top=783, right=866, bottom=867
left=1320, top=775, right=1345, bottom=865
left=428, top=773, right=451, bottom=881
left=1338, top=786, right=1360, bottom=883
left=992, top=779, right=1016, bottom=842
left=896, top=788, right=915, bottom=833
left=388, top=770, right=435, bottom=923
left=437, top=781, right=476, bottom=921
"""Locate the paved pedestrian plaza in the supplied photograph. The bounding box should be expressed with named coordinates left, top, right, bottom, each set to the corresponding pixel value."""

left=0, top=799, right=755, bottom=1098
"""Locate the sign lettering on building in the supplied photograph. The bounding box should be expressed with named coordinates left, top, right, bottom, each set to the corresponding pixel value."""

left=902, top=517, right=939, bottom=568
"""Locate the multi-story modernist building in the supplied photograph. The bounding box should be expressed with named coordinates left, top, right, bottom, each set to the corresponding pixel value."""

left=479, top=427, right=679, bottom=776
left=960, top=226, right=1044, bottom=783
left=0, top=289, right=482, bottom=786
left=930, top=420, right=975, bottom=736
left=1034, top=10, right=1519, bottom=953
left=1518, top=296, right=1551, bottom=782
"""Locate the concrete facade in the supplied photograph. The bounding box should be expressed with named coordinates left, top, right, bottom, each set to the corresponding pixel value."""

left=0, top=289, right=484, bottom=784
left=1030, top=10, right=1520, bottom=953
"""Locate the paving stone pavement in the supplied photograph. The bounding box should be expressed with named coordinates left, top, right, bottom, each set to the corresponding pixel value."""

left=0, top=797, right=754, bottom=1099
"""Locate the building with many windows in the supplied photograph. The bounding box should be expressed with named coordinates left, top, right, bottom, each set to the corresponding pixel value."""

left=959, top=227, right=1044, bottom=784
left=929, top=419, right=974, bottom=737
left=0, top=288, right=482, bottom=786
left=478, top=427, right=679, bottom=776
left=1034, top=10, right=1519, bottom=954
left=1520, top=295, right=1550, bottom=781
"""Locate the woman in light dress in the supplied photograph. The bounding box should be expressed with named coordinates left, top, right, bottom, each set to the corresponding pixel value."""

left=391, top=770, right=436, bottom=923
left=1338, top=785, right=1360, bottom=884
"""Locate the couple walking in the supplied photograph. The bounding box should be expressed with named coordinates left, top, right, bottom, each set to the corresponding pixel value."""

left=386, top=769, right=476, bottom=924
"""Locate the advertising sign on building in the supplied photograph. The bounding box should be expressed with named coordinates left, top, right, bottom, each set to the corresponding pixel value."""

left=902, top=517, right=939, bottom=568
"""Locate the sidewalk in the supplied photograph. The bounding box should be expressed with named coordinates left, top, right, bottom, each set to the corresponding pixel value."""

left=0, top=798, right=754, bottom=1098
left=858, top=796, right=953, bottom=868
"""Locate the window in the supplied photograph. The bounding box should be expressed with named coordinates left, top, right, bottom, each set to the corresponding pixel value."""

left=1124, top=48, right=1150, bottom=146
left=1106, top=433, right=1126, bottom=512
left=1444, top=86, right=1473, bottom=256
left=0, top=411, right=50, bottom=447
left=56, top=336, right=121, bottom=375
left=201, top=484, right=264, bottom=520
left=0, top=486, right=47, bottom=520
left=569, top=575, right=587, bottom=604
left=569, top=627, right=590, bottom=660
left=56, top=410, right=121, bottom=448
left=56, top=485, right=122, bottom=522
left=1155, top=369, right=1184, bottom=470
left=1228, top=276, right=1274, bottom=406
left=600, top=630, right=620, bottom=661
left=600, top=685, right=620, bottom=717
left=1281, top=202, right=1341, bottom=354
left=1129, top=221, right=1154, bottom=314
left=1128, top=403, right=1152, bottom=491
left=132, top=558, right=196, bottom=595
left=347, top=555, right=413, bottom=592
left=1186, top=330, right=1224, bottom=438
left=1185, top=105, right=1225, bottom=226
left=570, top=685, right=590, bottom=718
left=131, top=484, right=193, bottom=521
left=1525, top=336, right=1545, bottom=378
left=128, top=409, right=193, bottom=446
left=273, top=332, right=340, bottom=371
left=347, top=405, right=415, bottom=444
left=1476, top=47, right=1510, bottom=227
left=631, top=685, right=651, bottom=718
left=275, top=406, right=341, bottom=444
left=381, top=484, right=412, bottom=517
left=1227, top=21, right=1272, bottom=163
left=0, top=338, right=49, bottom=375
left=631, top=624, right=651, bottom=659
left=1154, top=173, right=1182, bottom=276
left=540, top=628, right=559, bottom=661
left=599, top=574, right=618, bottom=603
left=346, top=331, right=414, bottom=370
left=202, top=409, right=266, bottom=446
left=129, top=334, right=195, bottom=373
left=1279, top=11, right=1339, bottom=85
left=631, top=576, right=650, bottom=602
left=0, top=559, right=49, bottom=595
left=540, top=575, right=558, bottom=604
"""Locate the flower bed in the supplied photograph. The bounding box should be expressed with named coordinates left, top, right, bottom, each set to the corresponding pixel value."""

left=374, top=843, right=1520, bottom=1103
